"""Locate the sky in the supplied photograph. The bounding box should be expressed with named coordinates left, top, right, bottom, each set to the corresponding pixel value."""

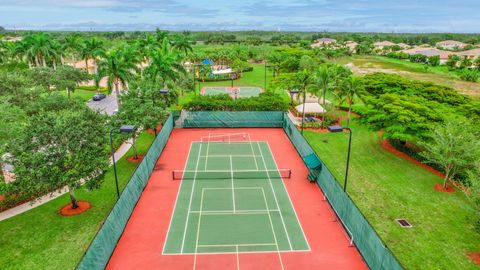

left=1, top=0, right=479, bottom=32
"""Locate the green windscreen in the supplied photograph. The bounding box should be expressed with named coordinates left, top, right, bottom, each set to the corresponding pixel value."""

left=76, top=115, right=174, bottom=270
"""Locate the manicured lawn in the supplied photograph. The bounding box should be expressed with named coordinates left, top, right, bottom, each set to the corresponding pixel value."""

left=304, top=119, right=479, bottom=270
left=0, top=132, right=155, bottom=270
left=61, top=88, right=108, bottom=102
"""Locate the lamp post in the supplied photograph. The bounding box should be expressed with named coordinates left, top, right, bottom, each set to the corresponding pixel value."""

left=193, top=64, right=202, bottom=96
left=264, top=60, right=267, bottom=91
left=110, top=125, right=137, bottom=198
left=327, top=125, right=352, bottom=192
left=289, top=89, right=299, bottom=106
left=151, top=88, right=169, bottom=136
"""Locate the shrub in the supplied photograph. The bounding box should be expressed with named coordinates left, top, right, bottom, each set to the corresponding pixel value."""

left=184, top=92, right=289, bottom=111
left=459, top=69, right=479, bottom=82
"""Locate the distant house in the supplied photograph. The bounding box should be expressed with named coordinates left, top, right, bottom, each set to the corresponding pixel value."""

left=345, top=41, right=358, bottom=51
left=71, top=59, right=97, bottom=74
left=397, top=43, right=410, bottom=49
left=403, top=48, right=452, bottom=64
left=2, top=36, right=22, bottom=42
left=311, top=38, right=337, bottom=48
left=373, top=41, right=396, bottom=50
left=435, top=40, right=467, bottom=50
left=456, top=48, right=480, bottom=60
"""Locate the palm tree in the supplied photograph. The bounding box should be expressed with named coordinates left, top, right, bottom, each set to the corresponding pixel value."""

left=63, top=33, right=82, bottom=65
left=171, top=33, right=193, bottom=56
left=145, top=38, right=186, bottom=86
left=136, top=33, right=158, bottom=66
left=98, top=47, right=139, bottom=108
left=79, top=38, right=105, bottom=74
left=316, top=65, right=335, bottom=129
left=343, top=76, right=364, bottom=127
left=49, top=40, right=65, bottom=69
left=22, top=32, right=53, bottom=67
left=292, top=69, right=316, bottom=134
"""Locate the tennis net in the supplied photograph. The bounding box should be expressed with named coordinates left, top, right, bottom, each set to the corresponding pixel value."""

left=200, top=133, right=249, bottom=142
left=172, top=169, right=291, bottom=180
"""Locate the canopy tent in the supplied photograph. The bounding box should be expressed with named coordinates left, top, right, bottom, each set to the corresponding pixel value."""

left=212, top=68, right=234, bottom=75
left=202, top=58, right=214, bottom=65
left=295, top=103, right=326, bottom=114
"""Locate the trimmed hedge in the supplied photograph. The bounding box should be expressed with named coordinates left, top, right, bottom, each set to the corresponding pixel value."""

left=184, top=92, right=289, bottom=111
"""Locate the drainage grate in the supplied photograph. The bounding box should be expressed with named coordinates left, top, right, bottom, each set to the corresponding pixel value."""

left=396, top=219, right=412, bottom=228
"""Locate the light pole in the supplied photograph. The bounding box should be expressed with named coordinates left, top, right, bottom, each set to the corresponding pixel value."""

left=151, top=88, right=169, bottom=136
left=327, top=125, right=352, bottom=192
left=289, top=89, right=299, bottom=106
left=109, top=125, right=137, bottom=198
left=264, top=60, right=267, bottom=91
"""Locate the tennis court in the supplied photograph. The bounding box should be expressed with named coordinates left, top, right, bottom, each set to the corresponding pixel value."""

left=201, top=86, right=262, bottom=98
left=163, top=133, right=309, bottom=257
left=107, top=128, right=367, bottom=270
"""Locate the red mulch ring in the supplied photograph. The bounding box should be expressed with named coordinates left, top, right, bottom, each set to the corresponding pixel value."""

left=127, top=155, right=144, bottom=163
left=146, top=124, right=163, bottom=134
left=433, top=184, right=455, bottom=193
left=59, top=200, right=91, bottom=216
left=467, top=253, right=480, bottom=266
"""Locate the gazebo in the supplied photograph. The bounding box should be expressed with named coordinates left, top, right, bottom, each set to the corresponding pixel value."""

left=295, top=103, right=326, bottom=116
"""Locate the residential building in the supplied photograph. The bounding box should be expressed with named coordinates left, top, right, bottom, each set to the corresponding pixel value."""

left=345, top=41, right=358, bottom=51
left=311, top=38, right=337, bottom=48
left=373, top=41, right=396, bottom=50
left=435, top=40, right=467, bottom=50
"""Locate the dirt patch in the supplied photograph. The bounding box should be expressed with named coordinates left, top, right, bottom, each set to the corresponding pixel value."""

left=59, top=201, right=91, bottom=216
left=467, top=252, right=480, bottom=266
left=433, top=184, right=455, bottom=193
left=127, top=155, right=144, bottom=163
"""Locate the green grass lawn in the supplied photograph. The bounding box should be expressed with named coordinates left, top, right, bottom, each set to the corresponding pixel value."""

left=304, top=119, right=479, bottom=270
left=0, top=132, right=155, bottom=270
left=60, top=88, right=108, bottom=102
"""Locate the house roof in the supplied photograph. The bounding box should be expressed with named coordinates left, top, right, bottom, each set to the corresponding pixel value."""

left=456, top=48, right=480, bottom=57
left=436, top=40, right=466, bottom=47
left=418, top=49, right=452, bottom=59
left=315, top=38, right=336, bottom=43
left=402, top=46, right=434, bottom=54
left=374, top=41, right=396, bottom=47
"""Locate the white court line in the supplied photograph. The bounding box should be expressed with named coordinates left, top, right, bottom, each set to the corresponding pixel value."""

left=204, top=133, right=210, bottom=171
left=247, top=134, right=259, bottom=170
left=180, top=143, right=203, bottom=254
left=229, top=155, right=236, bottom=213
left=197, top=243, right=276, bottom=247
left=163, top=248, right=311, bottom=256
left=193, top=211, right=275, bottom=216
left=236, top=245, right=240, bottom=270
left=193, top=188, right=206, bottom=270
left=261, top=187, right=285, bottom=270
left=198, top=154, right=262, bottom=158
left=202, top=187, right=263, bottom=190
left=162, top=142, right=194, bottom=255
left=256, top=142, right=293, bottom=251
left=265, top=143, right=312, bottom=252
left=189, top=209, right=279, bottom=214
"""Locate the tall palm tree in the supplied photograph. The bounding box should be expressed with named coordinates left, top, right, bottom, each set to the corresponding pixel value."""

left=79, top=38, right=105, bottom=74
left=63, top=33, right=82, bottom=65
left=22, top=32, right=53, bottom=67
left=292, top=69, right=316, bottom=134
left=171, top=33, right=193, bottom=56
left=343, top=76, right=364, bottom=127
left=49, top=40, right=65, bottom=69
left=316, top=65, right=335, bottom=129
left=136, top=33, right=158, bottom=66
left=145, top=38, right=186, bottom=86
left=98, top=47, right=139, bottom=108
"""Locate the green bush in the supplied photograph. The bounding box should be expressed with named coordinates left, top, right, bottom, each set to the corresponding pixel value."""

left=184, top=92, right=289, bottom=111
left=459, top=69, right=479, bottom=82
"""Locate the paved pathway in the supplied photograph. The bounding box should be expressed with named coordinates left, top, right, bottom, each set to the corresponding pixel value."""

left=0, top=139, right=133, bottom=221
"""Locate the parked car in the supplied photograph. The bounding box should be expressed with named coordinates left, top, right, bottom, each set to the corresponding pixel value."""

left=92, top=93, right=106, bottom=101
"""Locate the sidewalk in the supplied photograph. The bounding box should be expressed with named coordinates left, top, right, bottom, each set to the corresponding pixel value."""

left=0, top=139, right=133, bottom=222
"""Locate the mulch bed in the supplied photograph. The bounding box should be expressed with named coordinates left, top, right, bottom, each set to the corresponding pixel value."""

left=127, top=155, right=144, bottom=163
left=378, top=131, right=469, bottom=194
left=433, top=184, right=455, bottom=193
left=146, top=123, right=163, bottom=135
left=59, top=200, right=91, bottom=216
left=467, top=253, right=480, bottom=266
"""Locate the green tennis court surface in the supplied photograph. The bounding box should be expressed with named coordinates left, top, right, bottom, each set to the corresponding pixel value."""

left=201, top=86, right=262, bottom=98
left=163, top=134, right=309, bottom=255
